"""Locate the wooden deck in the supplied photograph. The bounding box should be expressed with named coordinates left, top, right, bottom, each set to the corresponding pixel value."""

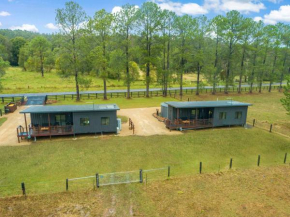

left=165, top=118, right=213, bottom=130
left=30, top=125, right=74, bottom=137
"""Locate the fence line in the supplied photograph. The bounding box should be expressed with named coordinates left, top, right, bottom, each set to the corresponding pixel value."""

left=0, top=152, right=289, bottom=198
left=0, top=84, right=284, bottom=103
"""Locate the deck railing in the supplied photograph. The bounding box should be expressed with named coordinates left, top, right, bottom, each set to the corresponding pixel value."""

left=29, top=125, right=74, bottom=136
left=165, top=118, right=213, bottom=130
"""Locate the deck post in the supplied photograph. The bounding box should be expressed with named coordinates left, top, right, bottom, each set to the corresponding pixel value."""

left=24, top=114, right=28, bottom=134
left=48, top=114, right=51, bottom=140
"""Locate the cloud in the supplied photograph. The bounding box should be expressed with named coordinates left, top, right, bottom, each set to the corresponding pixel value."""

left=112, top=6, right=122, bottom=14
left=267, top=0, right=282, bottom=3
left=111, top=5, right=139, bottom=14
left=154, top=0, right=265, bottom=15
left=257, top=5, right=290, bottom=25
left=204, top=0, right=266, bottom=14
left=253, top=16, right=263, bottom=22
left=8, top=0, right=14, bottom=2
left=0, top=11, right=11, bottom=16
left=154, top=0, right=208, bottom=15
left=220, top=1, right=265, bottom=13
left=0, top=22, right=2, bottom=27
left=45, top=23, right=58, bottom=30
left=10, top=24, right=39, bottom=32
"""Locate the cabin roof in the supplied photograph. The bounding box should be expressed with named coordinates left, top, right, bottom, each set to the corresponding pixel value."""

left=20, top=104, right=120, bottom=114
left=164, top=100, right=252, bottom=109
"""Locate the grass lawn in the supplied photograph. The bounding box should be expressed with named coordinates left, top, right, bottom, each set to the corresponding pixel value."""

left=0, top=165, right=290, bottom=216
left=0, top=67, right=202, bottom=94
left=117, top=115, right=128, bottom=123
left=49, top=96, right=178, bottom=109
left=0, top=127, right=289, bottom=197
left=0, top=118, right=7, bottom=127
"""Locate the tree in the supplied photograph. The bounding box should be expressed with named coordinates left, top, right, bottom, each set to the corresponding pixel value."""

left=281, top=76, right=290, bottom=115
left=209, top=15, right=225, bottom=95
left=277, top=23, right=290, bottom=91
left=257, top=25, right=272, bottom=93
left=0, top=34, right=11, bottom=62
left=10, top=37, right=27, bottom=66
left=173, top=15, right=196, bottom=96
left=56, top=1, right=87, bottom=101
left=249, top=21, right=263, bottom=93
left=223, top=11, right=244, bottom=94
left=114, top=4, right=139, bottom=99
left=137, top=2, right=162, bottom=97
left=237, top=18, right=254, bottom=93
left=0, top=57, right=9, bottom=91
left=193, top=16, right=209, bottom=95
left=18, top=43, right=29, bottom=71
left=268, top=24, right=281, bottom=92
left=89, top=9, right=114, bottom=100
left=29, top=36, right=51, bottom=77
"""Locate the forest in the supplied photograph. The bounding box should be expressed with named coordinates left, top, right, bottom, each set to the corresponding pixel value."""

left=0, top=1, right=289, bottom=101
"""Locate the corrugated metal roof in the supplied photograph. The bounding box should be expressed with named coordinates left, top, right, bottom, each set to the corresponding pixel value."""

left=20, top=104, right=120, bottom=114
left=164, top=100, right=252, bottom=108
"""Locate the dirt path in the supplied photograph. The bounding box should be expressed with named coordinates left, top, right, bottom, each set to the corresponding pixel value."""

left=0, top=107, right=31, bottom=146
left=118, top=107, right=181, bottom=136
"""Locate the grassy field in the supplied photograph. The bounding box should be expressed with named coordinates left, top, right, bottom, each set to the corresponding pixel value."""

left=0, top=67, right=203, bottom=94
left=0, top=165, right=289, bottom=216
left=0, top=127, right=289, bottom=197
left=0, top=118, right=7, bottom=127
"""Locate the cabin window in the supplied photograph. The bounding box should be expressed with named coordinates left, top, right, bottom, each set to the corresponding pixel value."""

left=101, top=117, right=110, bottom=125
left=219, top=112, right=227, bottom=120
left=235, top=111, right=242, bottom=119
left=55, top=115, right=66, bottom=126
left=80, top=118, right=90, bottom=126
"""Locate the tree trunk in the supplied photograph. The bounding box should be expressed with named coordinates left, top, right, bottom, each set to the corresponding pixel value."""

left=75, top=73, right=80, bottom=101
left=180, top=73, right=183, bottom=96
left=103, top=79, right=107, bottom=100
left=196, top=63, right=200, bottom=96
left=238, top=48, right=246, bottom=94
left=269, top=54, right=277, bottom=93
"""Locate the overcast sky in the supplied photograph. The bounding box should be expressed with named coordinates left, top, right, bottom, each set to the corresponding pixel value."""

left=0, top=0, right=289, bottom=33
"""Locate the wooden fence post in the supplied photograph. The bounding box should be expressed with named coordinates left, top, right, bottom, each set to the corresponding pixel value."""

left=199, top=162, right=202, bottom=174
left=96, top=173, right=99, bottom=188
left=139, top=169, right=143, bottom=183
left=168, top=166, right=170, bottom=178
left=257, top=155, right=261, bottom=166
left=21, top=182, right=26, bottom=196
left=284, top=153, right=287, bottom=164
left=253, top=119, right=255, bottom=127
left=229, top=158, right=233, bottom=169
left=66, top=178, right=68, bottom=191
left=270, top=124, right=272, bottom=132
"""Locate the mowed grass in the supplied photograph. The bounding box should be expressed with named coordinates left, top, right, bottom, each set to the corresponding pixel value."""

left=1, top=67, right=199, bottom=94
left=0, top=118, right=7, bottom=127
left=1, top=166, right=290, bottom=216
left=0, top=127, right=289, bottom=196
left=50, top=96, right=178, bottom=109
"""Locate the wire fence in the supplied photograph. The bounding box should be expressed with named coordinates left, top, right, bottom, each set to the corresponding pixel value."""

left=249, top=119, right=290, bottom=138
left=0, top=152, right=289, bottom=199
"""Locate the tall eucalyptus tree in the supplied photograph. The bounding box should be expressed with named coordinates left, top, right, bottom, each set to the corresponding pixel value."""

left=137, top=2, right=162, bottom=97
left=114, top=4, right=139, bottom=99
left=173, top=15, right=196, bottom=96
left=89, top=9, right=114, bottom=100
left=56, top=1, right=87, bottom=101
